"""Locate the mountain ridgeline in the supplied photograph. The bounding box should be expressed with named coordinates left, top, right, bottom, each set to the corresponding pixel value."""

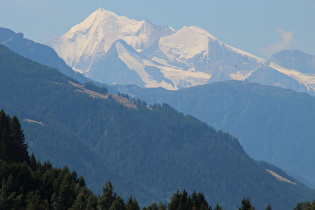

left=1, top=110, right=226, bottom=209
left=50, top=8, right=264, bottom=90
left=0, top=27, right=90, bottom=85
left=0, top=44, right=315, bottom=209
left=1, top=109, right=314, bottom=210
left=114, top=79, right=315, bottom=188
left=49, top=8, right=315, bottom=96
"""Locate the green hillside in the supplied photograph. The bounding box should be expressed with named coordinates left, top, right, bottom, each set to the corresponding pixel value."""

left=0, top=44, right=314, bottom=209
left=114, top=80, right=315, bottom=188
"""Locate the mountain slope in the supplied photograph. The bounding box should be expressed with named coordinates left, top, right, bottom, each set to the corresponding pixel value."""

left=247, top=50, right=315, bottom=95
left=85, top=39, right=146, bottom=87
left=0, top=27, right=89, bottom=84
left=1, top=44, right=314, bottom=209
left=50, top=8, right=264, bottom=90
left=50, top=8, right=174, bottom=73
left=0, top=43, right=158, bottom=201
left=143, top=26, right=263, bottom=82
left=269, top=50, right=315, bottom=74
left=114, top=80, right=315, bottom=188
left=49, top=9, right=315, bottom=96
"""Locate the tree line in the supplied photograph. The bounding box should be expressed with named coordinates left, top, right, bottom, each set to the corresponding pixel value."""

left=1, top=42, right=315, bottom=208
left=1, top=109, right=314, bottom=209
left=0, top=110, right=231, bottom=209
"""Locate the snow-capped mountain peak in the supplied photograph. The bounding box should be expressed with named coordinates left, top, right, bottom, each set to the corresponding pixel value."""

left=247, top=50, right=315, bottom=95
left=50, top=8, right=266, bottom=90
left=159, top=26, right=213, bottom=62
left=50, top=8, right=175, bottom=74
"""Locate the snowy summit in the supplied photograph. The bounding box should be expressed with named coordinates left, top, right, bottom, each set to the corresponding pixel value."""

left=51, top=8, right=266, bottom=89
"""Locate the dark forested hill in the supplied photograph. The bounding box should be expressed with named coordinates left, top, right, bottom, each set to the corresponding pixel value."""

left=114, top=80, right=315, bottom=189
left=0, top=44, right=314, bottom=209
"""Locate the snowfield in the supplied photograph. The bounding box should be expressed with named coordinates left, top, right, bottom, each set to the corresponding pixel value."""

left=50, top=8, right=315, bottom=95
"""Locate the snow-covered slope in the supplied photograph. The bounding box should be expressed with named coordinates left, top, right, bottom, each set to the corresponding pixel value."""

left=247, top=50, right=315, bottom=95
left=87, top=39, right=211, bottom=89
left=51, top=8, right=174, bottom=76
left=269, top=50, right=315, bottom=74
left=145, top=26, right=264, bottom=82
left=50, top=8, right=265, bottom=89
left=50, top=8, right=315, bottom=94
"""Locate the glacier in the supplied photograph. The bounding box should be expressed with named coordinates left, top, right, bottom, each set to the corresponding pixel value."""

left=50, top=8, right=264, bottom=90
left=50, top=8, right=315, bottom=95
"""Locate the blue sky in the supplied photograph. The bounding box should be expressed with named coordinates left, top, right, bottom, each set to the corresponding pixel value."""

left=0, top=0, right=314, bottom=59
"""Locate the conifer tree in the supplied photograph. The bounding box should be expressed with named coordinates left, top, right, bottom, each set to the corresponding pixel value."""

left=239, top=197, right=255, bottom=210
left=191, top=191, right=210, bottom=210
left=127, top=195, right=140, bottom=210
left=110, top=195, right=126, bottom=210
left=10, top=116, right=29, bottom=163
left=0, top=110, right=11, bottom=162
left=98, top=181, right=117, bottom=210
left=157, top=202, right=167, bottom=210
left=146, top=202, right=158, bottom=210
left=0, top=110, right=29, bottom=163
left=214, top=203, right=223, bottom=210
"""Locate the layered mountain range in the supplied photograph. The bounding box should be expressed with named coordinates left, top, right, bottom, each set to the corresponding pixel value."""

left=2, top=8, right=315, bottom=190
left=50, top=8, right=315, bottom=95
left=50, top=8, right=264, bottom=90
left=1, top=7, right=315, bottom=208
left=0, top=27, right=89, bottom=84
left=1, top=44, right=315, bottom=209
left=114, top=80, right=315, bottom=188
left=247, top=50, right=315, bottom=94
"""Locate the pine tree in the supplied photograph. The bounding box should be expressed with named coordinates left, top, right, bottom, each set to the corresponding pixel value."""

left=10, top=115, right=29, bottom=163
left=157, top=203, right=167, bottom=210
left=98, top=181, right=117, bottom=210
left=71, top=187, right=97, bottom=210
left=0, top=110, right=11, bottom=162
left=25, top=189, right=42, bottom=210
left=239, top=197, right=255, bottom=210
left=0, top=110, right=29, bottom=163
left=214, top=203, right=223, bottom=210
left=191, top=191, right=209, bottom=210
left=168, top=190, right=181, bottom=210
left=29, top=153, right=37, bottom=171
left=146, top=203, right=158, bottom=210
left=110, top=196, right=126, bottom=210
left=127, top=195, right=140, bottom=210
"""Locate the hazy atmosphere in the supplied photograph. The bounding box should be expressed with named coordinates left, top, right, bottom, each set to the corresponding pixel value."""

left=1, top=0, right=315, bottom=209
left=1, top=0, right=314, bottom=59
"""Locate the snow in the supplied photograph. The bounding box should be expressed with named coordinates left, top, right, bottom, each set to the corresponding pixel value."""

left=269, top=62, right=315, bottom=89
left=159, top=26, right=210, bottom=61
left=226, top=44, right=265, bottom=63
left=117, top=41, right=211, bottom=90
left=154, top=25, right=265, bottom=82
left=230, top=70, right=253, bottom=81
left=50, top=8, right=264, bottom=90
left=50, top=8, right=176, bottom=75
left=151, top=57, right=169, bottom=66
left=116, top=42, right=152, bottom=82
left=159, top=65, right=211, bottom=87
left=158, top=25, right=264, bottom=64
left=51, top=8, right=159, bottom=70
left=72, top=67, right=84, bottom=74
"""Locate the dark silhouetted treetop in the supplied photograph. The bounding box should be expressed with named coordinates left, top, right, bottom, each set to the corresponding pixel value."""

left=0, top=110, right=29, bottom=163
left=239, top=197, right=255, bottom=210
